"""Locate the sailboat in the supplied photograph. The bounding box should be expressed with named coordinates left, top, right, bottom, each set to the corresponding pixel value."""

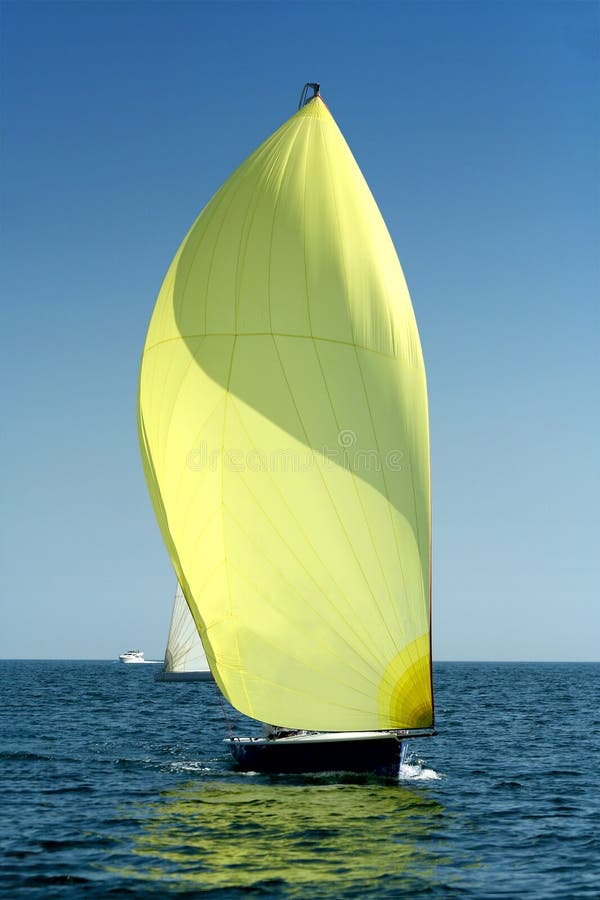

left=154, top=583, right=213, bottom=682
left=138, top=83, right=435, bottom=775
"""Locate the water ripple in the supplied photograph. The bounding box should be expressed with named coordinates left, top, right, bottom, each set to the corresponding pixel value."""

left=0, top=660, right=599, bottom=898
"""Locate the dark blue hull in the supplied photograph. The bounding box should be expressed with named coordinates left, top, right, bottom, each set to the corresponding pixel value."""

left=227, top=732, right=403, bottom=776
left=154, top=670, right=213, bottom=682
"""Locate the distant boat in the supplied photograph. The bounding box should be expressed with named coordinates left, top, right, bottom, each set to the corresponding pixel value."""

left=138, top=83, right=435, bottom=775
left=118, top=650, right=161, bottom=665
left=154, top=583, right=213, bottom=682
left=119, top=649, right=145, bottom=664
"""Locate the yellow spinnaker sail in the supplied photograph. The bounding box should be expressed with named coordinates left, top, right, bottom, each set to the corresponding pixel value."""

left=138, top=96, right=433, bottom=731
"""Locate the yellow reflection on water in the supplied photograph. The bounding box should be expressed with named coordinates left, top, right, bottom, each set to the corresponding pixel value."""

left=110, top=778, right=450, bottom=893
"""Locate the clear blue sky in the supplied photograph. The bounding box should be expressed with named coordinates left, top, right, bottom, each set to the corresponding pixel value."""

left=1, top=1, right=598, bottom=660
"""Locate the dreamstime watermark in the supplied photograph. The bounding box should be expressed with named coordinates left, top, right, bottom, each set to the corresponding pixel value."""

left=186, top=429, right=405, bottom=474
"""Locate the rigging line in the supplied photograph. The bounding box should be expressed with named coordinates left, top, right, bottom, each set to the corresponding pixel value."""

left=164, top=582, right=180, bottom=643
left=165, top=593, right=196, bottom=669
left=168, top=598, right=203, bottom=671
left=169, top=600, right=208, bottom=669
left=223, top=519, right=383, bottom=689
left=298, top=82, right=320, bottom=110
left=221, top=454, right=387, bottom=677
left=216, top=686, right=235, bottom=737
left=178, top=572, right=213, bottom=657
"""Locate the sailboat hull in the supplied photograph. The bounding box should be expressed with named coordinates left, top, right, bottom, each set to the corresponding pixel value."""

left=226, top=731, right=405, bottom=777
left=154, top=670, right=213, bottom=682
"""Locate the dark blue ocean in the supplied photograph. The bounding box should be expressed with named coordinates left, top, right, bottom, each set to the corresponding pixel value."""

left=1, top=661, right=598, bottom=898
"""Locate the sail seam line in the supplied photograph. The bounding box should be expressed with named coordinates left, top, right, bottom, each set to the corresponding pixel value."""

left=319, top=129, right=407, bottom=648
left=148, top=335, right=208, bottom=477
left=310, top=336, right=401, bottom=639
left=142, top=333, right=404, bottom=362
left=232, top=166, right=263, bottom=335
left=303, top=117, right=314, bottom=340
left=184, top=505, right=223, bottom=583
left=269, top=334, right=396, bottom=664
left=174, top=128, right=284, bottom=337
left=224, top=397, right=387, bottom=675
left=224, top=553, right=381, bottom=698
left=217, top=656, right=388, bottom=720
left=177, top=176, right=238, bottom=338
left=267, top=123, right=306, bottom=335
left=219, top=335, right=254, bottom=717
left=223, top=500, right=383, bottom=681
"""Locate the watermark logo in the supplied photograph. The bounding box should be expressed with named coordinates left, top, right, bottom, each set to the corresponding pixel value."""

left=337, top=428, right=356, bottom=449
left=186, top=429, right=406, bottom=474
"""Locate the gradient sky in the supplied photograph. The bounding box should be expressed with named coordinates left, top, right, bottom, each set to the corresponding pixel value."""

left=2, top=1, right=598, bottom=661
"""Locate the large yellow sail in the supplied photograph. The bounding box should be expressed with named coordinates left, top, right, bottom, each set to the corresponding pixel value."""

left=138, top=95, right=433, bottom=732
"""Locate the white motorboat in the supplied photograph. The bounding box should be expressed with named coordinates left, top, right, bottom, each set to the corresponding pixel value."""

left=119, top=649, right=145, bottom=664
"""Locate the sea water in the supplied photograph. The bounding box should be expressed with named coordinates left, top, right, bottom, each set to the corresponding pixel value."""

left=1, top=661, right=598, bottom=898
